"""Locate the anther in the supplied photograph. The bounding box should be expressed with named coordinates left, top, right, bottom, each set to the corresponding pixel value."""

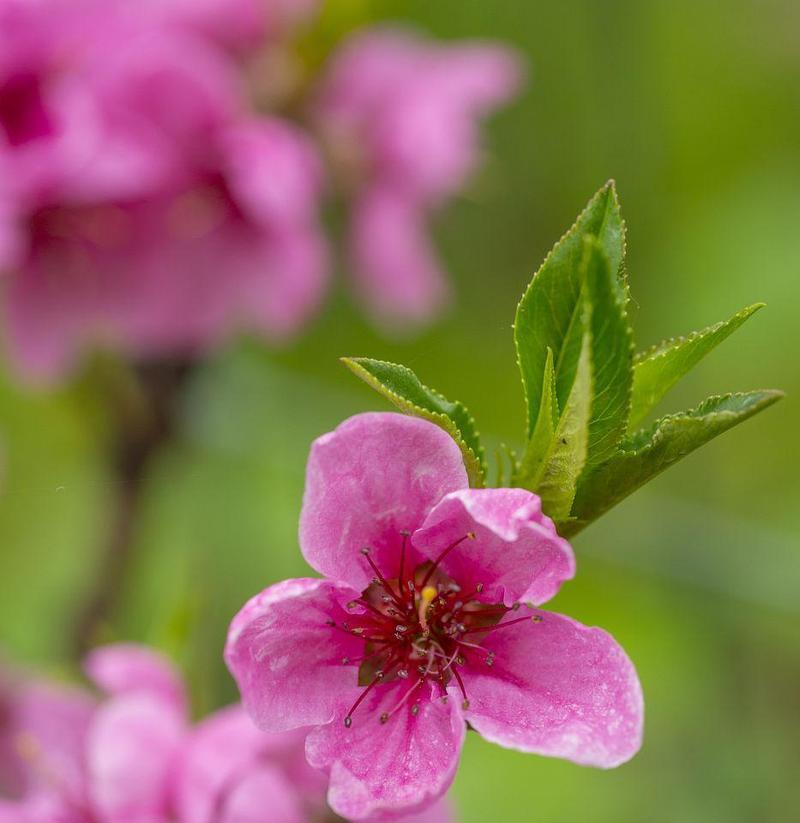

left=344, top=717, right=352, bottom=728
left=411, top=704, right=420, bottom=716
left=512, top=603, right=521, bottom=611
left=532, top=615, right=543, bottom=623
left=380, top=712, right=389, bottom=724
left=360, top=547, right=371, bottom=556
left=462, top=699, right=470, bottom=710
left=456, top=655, right=465, bottom=666
left=347, top=601, right=358, bottom=610
left=341, top=656, right=350, bottom=665
left=397, top=669, right=409, bottom=679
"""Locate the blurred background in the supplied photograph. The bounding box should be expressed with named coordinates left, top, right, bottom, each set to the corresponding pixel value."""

left=1, top=1, right=798, bottom=821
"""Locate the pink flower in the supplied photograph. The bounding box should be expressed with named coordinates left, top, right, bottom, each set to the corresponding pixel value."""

left=176, top=704, right=452, bottom=823
left=226, top=413, right=644, bottom=820
left=0, top=645, right=454, bottom=822
left=316, top=29, right=521, bottom=330
left=134, top=0, right=321, bottom=54
left=0, top=644, right=185, bottom=822
left=0, top=0, right=327, bottom=382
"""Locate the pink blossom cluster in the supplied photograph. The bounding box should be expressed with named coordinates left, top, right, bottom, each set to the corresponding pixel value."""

left=0, top=643, right=450, bottom=823
left=0, top=0, right=521, bottom=382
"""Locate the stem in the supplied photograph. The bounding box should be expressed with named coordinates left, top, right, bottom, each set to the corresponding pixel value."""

left=71, top=359, right=193, bottom=656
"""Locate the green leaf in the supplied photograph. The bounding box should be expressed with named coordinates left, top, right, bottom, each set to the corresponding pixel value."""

left=563, top=390, right=784, bottom=536
left=628, top=303, right=765, bottom=430
left=582, top=236, right=634, bottom=466
left=515, top=236, right=633, bottom=489
left=514, top=180, right=626, bottom=438
left=515, top=347, right=558, bottom=486
left=341, top=357, right=486, bottom=487
left=536, top=319, right=593, bottom=521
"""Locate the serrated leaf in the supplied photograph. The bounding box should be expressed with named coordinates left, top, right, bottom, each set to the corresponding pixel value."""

left=514, top=180, right=626, bottom=438
left=534, top=310, right=593, bottom=522
left=582, top=236, right=634, bottom=466
left=563, top=390, right=784, bottom=536
left=515, top=347, right=557, bottom=486
left=341, top=357, right=486, bottom=487
left=628, top=303, right=765, bottom=430
left=515, top=237, right=633, bottom=488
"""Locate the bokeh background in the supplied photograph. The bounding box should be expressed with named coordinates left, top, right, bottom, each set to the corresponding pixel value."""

left=2, top=1, right=798, bottom=821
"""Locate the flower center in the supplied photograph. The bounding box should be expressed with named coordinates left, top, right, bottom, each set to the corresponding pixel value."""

left=326, top=531, right=541, bottom=727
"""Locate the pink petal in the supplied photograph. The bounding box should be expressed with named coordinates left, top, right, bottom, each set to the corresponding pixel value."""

left=0, top=800, right=30, bottom=823
left=4, top=680, right=95, bottom=802
left=462, top=610, right=643, bottom=768
left=222, top=118, right=323, bottom=229
left=399, top=796, right=455, bottom=823
left=219, top=766, right=305, bottom=823
left=305, top=682, right=465, bottom=821
left=349, top=188, right=449, bottom=330
left=175, top=705, right=322, bottom=823
left=86, top=693, right=185, bottom=820
left=299, top=413, right=468, bottom=590
left=225, top=579, right=364, bottom=733
left=84, top=644, right=186, bottom=711
left=412, top=488, right=575, bottom=607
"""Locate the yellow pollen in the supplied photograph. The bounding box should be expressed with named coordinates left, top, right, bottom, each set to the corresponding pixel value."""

left=418, top=586, right=438, bottom=632
left=421, top=586, right=438, bottom=605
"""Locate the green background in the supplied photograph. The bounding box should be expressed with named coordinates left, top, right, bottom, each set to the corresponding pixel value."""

left=1, top=1, right=798, bottom=821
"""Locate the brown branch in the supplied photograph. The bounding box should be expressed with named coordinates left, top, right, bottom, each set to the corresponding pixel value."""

left=71, top=359, right=193, bottom=656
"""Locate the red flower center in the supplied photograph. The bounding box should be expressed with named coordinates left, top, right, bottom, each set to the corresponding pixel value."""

left=326, top=531, right=541, bottom=727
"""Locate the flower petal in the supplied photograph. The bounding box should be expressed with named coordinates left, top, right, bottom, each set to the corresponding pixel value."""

left=305, top=682, right=465, bottom=821
left=300, top=413, right=468, bottom=590
left=413, top=488, right=575, bottom=606
left=3, top=680, right=94, bottom=801
left=175, top=705, right=323, bottom=823
left=462, top=609, right=643, bottom=768
left=225, top=579, right=364, bottom=732
left=349, top=188, right=449, bottom=330
left=86, top=692, right=184, bottom=821
left=84, top=643, right=186, bottom=711
left=219, top=766, right=305, bottom=823
left=400, top=796, right=455, bottom=823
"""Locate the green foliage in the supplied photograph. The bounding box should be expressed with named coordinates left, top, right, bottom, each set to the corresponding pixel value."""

left=341, top=357, right=486, bottom=487
left=514, top=181, right=626, bottom=438
left=344, top=183, right=781, bottom=534
left=566, top=390, right=783, bottom=536
left=628, top=303, right=764, bottom=430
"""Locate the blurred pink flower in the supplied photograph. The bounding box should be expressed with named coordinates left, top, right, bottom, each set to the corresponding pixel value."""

left=0, top=645, right=183, bottom=822
left=316, top=29, right=522, bottom=330
left=0, top=0, right=327, bottom=382
left=135, top=0, right=321, bottom=54
left=226, top=413, right=643, bottom=821
left=0, top=644, right=454, bottom=823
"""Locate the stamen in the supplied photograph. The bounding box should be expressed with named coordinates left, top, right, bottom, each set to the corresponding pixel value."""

left=398, top=530, right=410, bottom=600
left=343, top=659, right=397, bottom=727
left=380, top=678, right=425, bottom=724
left=462, top=614, right=541, bottom=635
left=360, top=547, right=405, bottom=609
left=419, top=532, right=476, bottom=589
left=452, top=667, right=470, bottom=711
